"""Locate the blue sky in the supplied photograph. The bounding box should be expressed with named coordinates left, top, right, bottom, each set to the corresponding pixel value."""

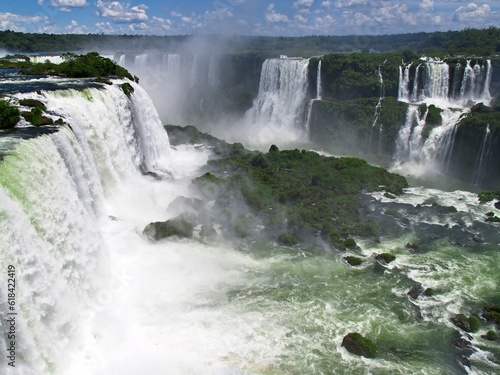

left=0, top=1, right=498, bottom=36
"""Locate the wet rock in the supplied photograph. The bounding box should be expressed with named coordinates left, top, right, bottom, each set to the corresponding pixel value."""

left=374, top=253, right=396, bottom=265
left=451, top=331, right=475, bottom=368
left=407, top=284, right=424, bottom=300
left=451, top=314, right=480, bottom=333
left=143, top=214, right=195, bottom=241
left=472, top=234, right=485, bottom=243
left=341, top=332, right=376, bottom=358
left=405, top=242, right=419, bottom=253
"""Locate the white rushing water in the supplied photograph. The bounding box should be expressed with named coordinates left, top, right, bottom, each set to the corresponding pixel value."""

left=243, top=57, right=310, bottom=146
left=394, top=58, right=493, bottom=182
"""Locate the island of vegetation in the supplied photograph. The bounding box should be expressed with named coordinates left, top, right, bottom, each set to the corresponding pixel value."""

left=146, top=125, right=407, bottom=249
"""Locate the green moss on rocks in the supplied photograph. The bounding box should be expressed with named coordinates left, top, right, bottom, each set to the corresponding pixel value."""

left=121, top=82, right=134, bottom=97
left=341, top=332, right=377, bottom=358
left=375, top=252, right=396, bottom=265
left=344, top=256, right=363, bottom=266
left=143, top=216, right=194, bottom=241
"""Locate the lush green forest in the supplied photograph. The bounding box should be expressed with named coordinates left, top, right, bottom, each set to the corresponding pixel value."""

left=0, top=27, right=498, bottom=57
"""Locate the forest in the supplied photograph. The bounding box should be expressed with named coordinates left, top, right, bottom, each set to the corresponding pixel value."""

left=0, top=26, right=498, bottom=57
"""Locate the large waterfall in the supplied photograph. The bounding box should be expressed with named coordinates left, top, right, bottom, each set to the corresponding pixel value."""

left=0, top=81, right=172, bottom=374
left=394, top=58, right=493, bottom=181
left=244, top=57, right=310, bottom=145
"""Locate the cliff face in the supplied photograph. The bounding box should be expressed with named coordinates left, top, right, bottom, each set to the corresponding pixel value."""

left=307, top=54, right=500, bottom=189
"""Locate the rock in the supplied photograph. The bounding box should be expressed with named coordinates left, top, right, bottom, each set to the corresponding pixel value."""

left=405, top=242, right=419, bottom=252
left=481, top=330, right=498, bottom=341
left=344, top=256, right=363, bottom=266
left=407, top=284, right=424, bottom=300
left=341, top=332, right=376, bottom=358
left=451, top=331, right=475, bottom=368
left=451, top=314, right=480, bottom=333
left=375, top=252, right=396, bottom=265
left=472, top=234, right=485, bottom=243
left=143, top=215, right=195, bottom=241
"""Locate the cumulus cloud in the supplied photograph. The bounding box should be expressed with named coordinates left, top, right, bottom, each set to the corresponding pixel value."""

left=65, top=20, right=88, bottom=33
left=0, top=13, right=49, bottom=32
left=334, top=0, right=369, bottom=8
left=95, top=21, right=115, bottom=33
left=295, top=14, right=308, bottom=23
left=293, top=0, right=314, bottom=9
left=96, top=0, right=149, bottom=23
left=321, top=1, right=332, bottom=9
left=265, top=3, right=291, bottom=22
left=420, top=0, right=434, bottom=10
left=38, top=0, right=88, bottom=11
left=151, top=16, right=172, bottom=31
left=453, top=2, right=491, bottom=21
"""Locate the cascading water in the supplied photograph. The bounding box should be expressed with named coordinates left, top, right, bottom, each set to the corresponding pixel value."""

left=316, top=60, right=322, bottom=100
left=1, top=61, right=500, bottom=375
left=369, top=62, right=386, bottom=153
left=474, top=124, right=492, bottom=186
left=398, top=62, right=412, bottom=102
left=244, top=57, right=310, bottom=145
left=393, top=58, right=493, bottom=181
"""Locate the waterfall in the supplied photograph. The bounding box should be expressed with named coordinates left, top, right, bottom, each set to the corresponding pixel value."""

left=423, top=60, right=449, bottom=100
left=411, top=64, right=421, bottom=102
left=244, top=57, right=310, bottom=144
left=398, top=62, right=412, bottom=102
left=474, top=124, right=492, bottom=185
left=0, top=81, right=171, bottom=373
left=190, top=55, right=199, bottom=88
left=164, top=54, right=181, bottom=79
left=208, top=55, right=219, bottom=88
left=394, top=57, right=493, bottom=179
left=316, top=60, right=322, bottom=100
left=368, top=63, right=386, bottom=153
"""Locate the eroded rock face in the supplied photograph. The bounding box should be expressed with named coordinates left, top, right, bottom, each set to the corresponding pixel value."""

left=341, top=332, right=377, bottom=358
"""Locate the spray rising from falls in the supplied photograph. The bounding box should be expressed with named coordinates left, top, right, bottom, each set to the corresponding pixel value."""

left=244, top=57, right=310, bottom=145
left=393, top=58, right=493, bottom=180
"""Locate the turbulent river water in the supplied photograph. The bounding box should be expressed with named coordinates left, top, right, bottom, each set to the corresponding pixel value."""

left=0, top=73, right=499, bottom=375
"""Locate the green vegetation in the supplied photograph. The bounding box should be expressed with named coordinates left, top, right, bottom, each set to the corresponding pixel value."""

left=344, top=256, right=363, bottom=266
left=121, top=82, right=135, bottom=97
left=375, top=253, right=396, bottom=264
left=1, top=52, right=136, bottom=81
left=185, top=128, right=407, bottom=246
left=478, top=191, right=500, bottom=204
left=0, top=99, right=20, bottom=129
left=0, top=27, right=498, bottom=56
left=143, top=216, right=194, bottom=241
left=484, top=330, right=498, bottom=341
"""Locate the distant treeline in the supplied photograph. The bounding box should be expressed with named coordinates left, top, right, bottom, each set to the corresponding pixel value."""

left=0, top=26, right=498, bottom=57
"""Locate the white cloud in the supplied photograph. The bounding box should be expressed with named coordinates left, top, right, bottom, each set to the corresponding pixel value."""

left=95, top=21, right=115, bottom=33
left=129, top=22, right=149, bottom=32
left=295, top=14, right=308, bottom=23
left=420, top=0, right=434, bottom=10
left=0, top=13, right=49, bottom=32
left=321, top=1, right=332, bottom=9
left=265, top=3, right=291, bottom=22
left=96, top=1, right=149, bottom=23
left=171, top=11, right=182, bottom=17
left=65, top=20, right=88, bottom=33
left=432, top=15, right=441, bottom=24
left=151, top=16, right=172, bottom=31
left=334, top=0, right=369, bottom=8
left=293, top=0, right=314, bottom=9
left=51, top=0, right=88, bottom=8
left=453, top=2, right=491, bottom=21
left=204, top=7, right=234, bottom=21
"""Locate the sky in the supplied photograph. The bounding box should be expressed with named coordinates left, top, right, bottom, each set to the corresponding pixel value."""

left=0, top=1, right=498, bottom=36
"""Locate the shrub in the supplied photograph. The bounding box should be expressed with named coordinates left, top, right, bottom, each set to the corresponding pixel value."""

left=0, top=100, right=20, bottom=129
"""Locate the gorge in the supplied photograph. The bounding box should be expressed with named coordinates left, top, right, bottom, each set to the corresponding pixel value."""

left=0, top=44, right=499, bottom=375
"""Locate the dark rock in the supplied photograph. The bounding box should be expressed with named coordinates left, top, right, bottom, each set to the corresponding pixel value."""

left=344, top=256, right=363, bottom=266
left=451, top=314, right=480, bottom=332
left=341, top=332, right=376, bottom=358
left=481, top=330, right=498, bottom=341
left=143, top=215, right=195, bottom=241
left=451, top=331, right=475, bottom=368
left=407, top=284, right=424, bottom=300
left=375, top=252, right=396, bottom=265
left=405, top=242, right=419, bottom=252
left=472, top=234, right=485, bottom=243
left=495, top=201, right=500, bottom=209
